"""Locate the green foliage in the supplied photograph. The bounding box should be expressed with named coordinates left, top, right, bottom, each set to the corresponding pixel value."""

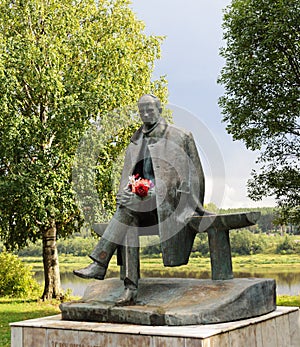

left=141, top=243, right=162, bottom=256
left=230, top=230, right=267, bottom=255
left=276, top=235, right=300, bottom=254
left=17, top=240, right=43, bottom=257
left=140, top=236, right=162, bottom=256
left=0, top=0, right=168, bottom=250
left=192, top=233, right=209, bottom=256
left=18, top=226, right=300, bottom=258
left=0, top=252, right=40, bottom=298
left=218, top=0, right=300, bottom=225
left=57, top=237, right=96, bottom=256
left=18, top=236, right=98, bottom=257
left=204, top=202, right=219, bottom=213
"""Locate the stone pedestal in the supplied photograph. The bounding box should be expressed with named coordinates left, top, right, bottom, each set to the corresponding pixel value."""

left=11, top=307, right=300, bottom=347
left=60, top=277, right=276, bottom=325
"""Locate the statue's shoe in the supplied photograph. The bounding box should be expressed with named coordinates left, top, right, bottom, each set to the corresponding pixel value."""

left=73, top=262, right=106, bottom=280
left=115, top=288, right=137, bottom=306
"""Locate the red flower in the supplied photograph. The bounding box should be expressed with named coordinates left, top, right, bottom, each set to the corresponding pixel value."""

left=128, top=175, right=153, bottom=198
left=132, top=179, right=150, bottom=197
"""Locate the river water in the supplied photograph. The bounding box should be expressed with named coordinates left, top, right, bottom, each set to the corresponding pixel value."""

left=35, top=269, right=300, bottom=297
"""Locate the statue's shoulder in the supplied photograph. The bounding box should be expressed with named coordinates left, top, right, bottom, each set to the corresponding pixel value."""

left=165, top=123, right=193, bottom=138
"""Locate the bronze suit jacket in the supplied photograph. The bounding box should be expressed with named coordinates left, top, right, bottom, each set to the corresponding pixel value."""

left=118, top=118, right=205, bottom=267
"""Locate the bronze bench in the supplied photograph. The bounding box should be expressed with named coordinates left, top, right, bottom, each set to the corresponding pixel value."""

left=93, top=211, right=261, bottom=281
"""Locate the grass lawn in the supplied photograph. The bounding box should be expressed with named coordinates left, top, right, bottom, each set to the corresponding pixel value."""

left=0, top=298, right=60, bottom=347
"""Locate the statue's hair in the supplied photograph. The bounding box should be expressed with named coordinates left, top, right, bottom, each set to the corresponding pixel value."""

left=138, top=94, right=162, bottom=114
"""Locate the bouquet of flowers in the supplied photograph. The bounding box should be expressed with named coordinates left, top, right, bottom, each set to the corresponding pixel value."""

left=128, top=174, right=154, bottom=198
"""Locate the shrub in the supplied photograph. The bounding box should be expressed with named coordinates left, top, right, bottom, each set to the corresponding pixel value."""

left=192, top=234, right=209, bottom=256
left=18, top=240, right=43, bottom=257
left=230, top=229, right=267, bottom=255
left=0, top=252, right=40, bottom=297
left=57, top=237, right=96, bottom=256
left=276, top=236, right=298, bottom=254
left=141, top=243, right=161, bottom=256
left=18, top=237, right=97, bottom=257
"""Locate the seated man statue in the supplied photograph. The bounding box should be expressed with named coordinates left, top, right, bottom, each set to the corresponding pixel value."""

left=74, top=94, right=206, bottom=305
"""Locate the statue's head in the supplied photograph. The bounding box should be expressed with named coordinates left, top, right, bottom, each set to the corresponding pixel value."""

left=138, top=94, right=162, bottom=126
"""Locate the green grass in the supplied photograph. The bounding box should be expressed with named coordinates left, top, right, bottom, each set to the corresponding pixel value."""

left=0, top=298, right=60, bottom=347
left=277, top=295, right=300, bottom=307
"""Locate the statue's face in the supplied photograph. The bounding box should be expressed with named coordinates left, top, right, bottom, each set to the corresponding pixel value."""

left=138, top=97, right=160, bottom=126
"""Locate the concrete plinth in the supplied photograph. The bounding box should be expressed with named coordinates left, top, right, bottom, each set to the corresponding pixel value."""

left=10, top=307, right=300, bottom=347
left=60, top=278, right=276, bottom=325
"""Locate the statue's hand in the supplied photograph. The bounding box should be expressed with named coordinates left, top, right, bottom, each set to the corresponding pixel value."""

left=116, top=187, right=155, bottom=211
left=116, top=189, right=141, bottom=208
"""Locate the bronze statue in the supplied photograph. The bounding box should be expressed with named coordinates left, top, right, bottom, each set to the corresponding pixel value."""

left=74, top=94, right=206, bottom=305
left=66, top=95, right=271, bottom=325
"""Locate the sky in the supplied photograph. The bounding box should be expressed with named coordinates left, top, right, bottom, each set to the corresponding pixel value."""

left=130, top=0, right=276, bottom=209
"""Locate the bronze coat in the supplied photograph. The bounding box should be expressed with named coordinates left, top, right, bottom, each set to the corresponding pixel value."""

left=118, top=118, right=205, bottom=266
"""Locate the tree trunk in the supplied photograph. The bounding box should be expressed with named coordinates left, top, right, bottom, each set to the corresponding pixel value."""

left=41, top=219, right=62, bottom=300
